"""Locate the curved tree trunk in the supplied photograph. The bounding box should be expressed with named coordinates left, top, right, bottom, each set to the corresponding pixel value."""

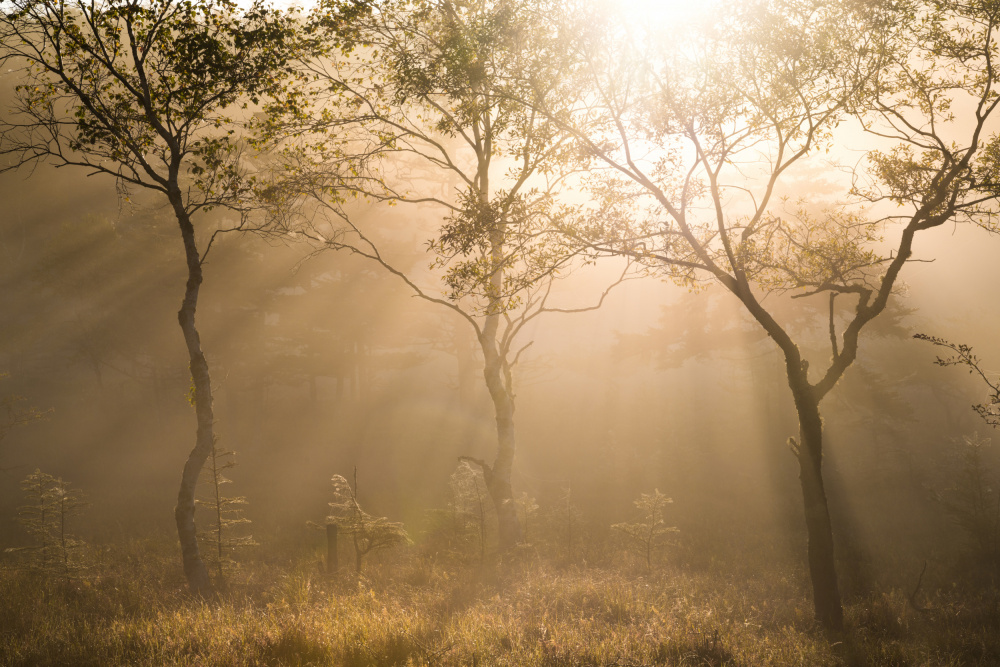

left=171, top=196, right=215, bottom=596
left=789, top=375, right=843, bottom=630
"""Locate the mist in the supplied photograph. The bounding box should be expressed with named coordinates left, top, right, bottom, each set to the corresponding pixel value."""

left=7, top=0, right=1000, bottom=664
left=4, top=152, right=1000, bottom=583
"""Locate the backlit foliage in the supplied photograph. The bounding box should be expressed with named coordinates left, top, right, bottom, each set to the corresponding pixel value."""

left=261, top=0, right=604, bottom=318
left=197, top=441, right=256, bottom=583
left=327, top=471, right=410, bottom=572
left=612, top=489, right=678, bottom=569
left=916, top=334, right=1000, bottom=430
left=8, top=469, right=87, bottom=578
left=0, top=0, right=303, bottom=208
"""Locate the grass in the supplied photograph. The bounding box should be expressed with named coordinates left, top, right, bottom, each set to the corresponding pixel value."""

left=1, top=532, right=999, bottom=666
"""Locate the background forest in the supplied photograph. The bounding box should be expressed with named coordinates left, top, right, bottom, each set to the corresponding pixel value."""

left=4, top=0, right=1000, bottom=664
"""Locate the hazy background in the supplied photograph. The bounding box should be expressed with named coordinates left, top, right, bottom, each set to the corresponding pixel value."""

left=3, top=152, right=1000, bottom=583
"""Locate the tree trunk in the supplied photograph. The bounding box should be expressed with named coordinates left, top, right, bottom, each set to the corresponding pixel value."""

left=481, top=354, right=522, bottom=551
left=491, top=402, right=521, bottom=550
left=354, top=533, right=363, bottom=573
left=171, top=197, right=215, bottom=597
left=790, top=381, right=843, bottom=630
left=326, top=523, right=339, bottom=574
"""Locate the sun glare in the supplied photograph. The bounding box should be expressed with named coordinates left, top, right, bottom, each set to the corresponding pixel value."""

left=614, top=0, right=713, bottom=25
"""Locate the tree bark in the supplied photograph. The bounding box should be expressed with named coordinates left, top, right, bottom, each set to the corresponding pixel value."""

left=490, top=403, right=521, bottom=551
left=480, top=353, right=522, bottom=551
left=171, top=195, right=215, bottom=597
left=735, top=280, right=845, bottom=630
left=790, top=377, right=844, bottom=630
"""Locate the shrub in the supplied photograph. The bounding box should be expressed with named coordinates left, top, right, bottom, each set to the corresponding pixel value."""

left=612, top=489, right=678, bottom=569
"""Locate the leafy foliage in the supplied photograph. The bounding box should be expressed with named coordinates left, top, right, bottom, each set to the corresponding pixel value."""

left=0, top=0, right=304, bottom=209
left=915, top=334, right=1000, bottom=429
left=262, top=0, right=606, bottom=318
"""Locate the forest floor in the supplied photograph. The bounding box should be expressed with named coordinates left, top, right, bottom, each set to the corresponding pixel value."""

left=1, top=531, right=999, bottom=667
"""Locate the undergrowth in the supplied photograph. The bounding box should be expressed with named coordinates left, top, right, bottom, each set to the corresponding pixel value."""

left=1, top=534, right=998, bottom=666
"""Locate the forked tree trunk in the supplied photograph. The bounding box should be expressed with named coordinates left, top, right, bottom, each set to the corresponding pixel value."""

left=172, top=197, right=215, bottom=597
left=743, top=283, right=845, bottom=630
left=789, top=378, right=844, bottom=630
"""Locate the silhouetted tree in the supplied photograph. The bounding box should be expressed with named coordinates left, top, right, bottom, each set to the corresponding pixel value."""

left=263, top=0, right=627, bottom=550
left=0, top=0, right=302, bottom=594
left=544, top=0, right=1000, bottom=628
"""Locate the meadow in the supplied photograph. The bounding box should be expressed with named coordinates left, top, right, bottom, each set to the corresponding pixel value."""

left=3, top=523, right=998, bottom=667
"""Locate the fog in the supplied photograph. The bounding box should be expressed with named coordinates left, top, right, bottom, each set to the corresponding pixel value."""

left=4, top=154, right=1000, bottom=573
left=7, top=0, right=1000, bottom=659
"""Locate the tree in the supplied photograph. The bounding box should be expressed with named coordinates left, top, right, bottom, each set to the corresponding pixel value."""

left=448, top=459, right=490, bottom=561
left=543, top=0, right=1000, bottom=628
left=931, top=432, right=1000, bottom=573
left=513, top=491, right=538, bottom=545
left=264, top=0, right=626, bottom=549
left=327, top=469, right=409, bottom=573
left=197, top=440, right=255, bottom=584
left=9, top=469, right=87, bottom=578
left=612, top=489, right=677, bottom=570
left=0, top=0, right=301, bottom=594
